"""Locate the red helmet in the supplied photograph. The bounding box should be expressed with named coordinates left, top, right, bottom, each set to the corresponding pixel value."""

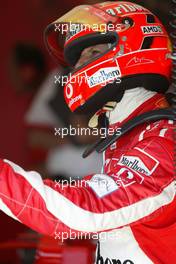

left=45, top=1, right=172, bottom=115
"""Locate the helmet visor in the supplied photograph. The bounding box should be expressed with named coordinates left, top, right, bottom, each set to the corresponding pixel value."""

left=45, top=5, right=119, bottom=64
left=54, top=5, right=117, bottom=33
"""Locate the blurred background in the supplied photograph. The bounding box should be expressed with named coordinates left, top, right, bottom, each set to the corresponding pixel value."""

left=0, top=0, right=171, bottom=263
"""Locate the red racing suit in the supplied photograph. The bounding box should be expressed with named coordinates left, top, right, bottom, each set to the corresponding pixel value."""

left=0, top=92, right=175, bottom=264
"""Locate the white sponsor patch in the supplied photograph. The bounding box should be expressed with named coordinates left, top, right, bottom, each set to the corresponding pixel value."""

left=87, top=67, right=121, bottom=88
left=87, top=174, right=118, bottom=198
left=141, top=26, right=163, bottom=34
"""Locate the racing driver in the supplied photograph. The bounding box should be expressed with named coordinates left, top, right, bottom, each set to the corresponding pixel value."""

left=0, top=1, right=175, bottom=263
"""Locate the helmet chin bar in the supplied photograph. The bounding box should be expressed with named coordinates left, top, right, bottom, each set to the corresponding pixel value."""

left=82, top=108, right=175, bottom=158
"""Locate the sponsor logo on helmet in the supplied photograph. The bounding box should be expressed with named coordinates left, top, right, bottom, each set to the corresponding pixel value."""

left=118, top=148, right=159, bottom=176
left=66, top=83, right=73, bottom=99
left=141, top=25, right=163, bottom=34
left=68, top=94, right=82, bottom=107
left=106, top=3, right=146, bottom=15
left=87, top=67, right=121, bottom=88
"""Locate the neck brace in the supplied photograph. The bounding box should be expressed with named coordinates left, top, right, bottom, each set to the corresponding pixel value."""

left=108, top=87, right=157, bottom=125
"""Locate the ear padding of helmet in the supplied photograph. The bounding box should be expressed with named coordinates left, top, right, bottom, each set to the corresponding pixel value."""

left=74, top=73, right=169, bottom=116
left=64, top=32, right=118, bottom=66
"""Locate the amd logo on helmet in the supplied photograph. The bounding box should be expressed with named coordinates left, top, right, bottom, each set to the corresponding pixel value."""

left=141, top=26, right=163, bottom=34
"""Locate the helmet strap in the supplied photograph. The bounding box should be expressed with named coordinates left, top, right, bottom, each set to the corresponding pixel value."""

left=88, top=101, right=117, bottom=128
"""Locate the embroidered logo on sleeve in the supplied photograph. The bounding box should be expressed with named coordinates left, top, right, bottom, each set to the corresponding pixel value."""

left=116, top=168, right=137, bottom=187
left=87, top=174, right=118, bottom=198
left=117, top=147, right=159, bottom=177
